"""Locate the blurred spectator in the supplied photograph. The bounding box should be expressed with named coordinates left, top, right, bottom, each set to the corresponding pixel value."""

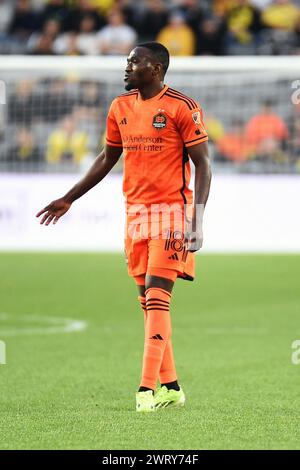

left=114, top=0, right=140, bottom=28
left=54, top=32, right=82, bottom=55
left=64, top=32, right=82, bottom=55
left=289, top=116, right=300, bottom=165
left=178, top=0, right=204, bottom=34
left=288, top=102, right=300, bottom=164
left=217, top=119, right=254, bottom=162
left=250, top=0, right=273, bottom=9
left=46, top=114, right=89, bottom=164
left=197, top=16, right=227, bottom=55
left=30, top=32, right=56, bottom=54
left=28, top=18, right=61, bottom=53
left=78, top=80, right=103, bottom=111
left=212, top=0, right=235, bottom=16
left=38, top=0, right=70, bottom=31
left=0, top=0, right=14, bottom=35
left=0, top=0, right=15, bottom=53
left=39, top=78, right=77, bottom=121
left=43, top=17, right=61, bottom=38
left=75, top=14, right=100, bottom=54
left=9, top=0, right=38, bottom=41
left=54, top=14, right=100, bottom=55
left=71, top=82, right=103, bottom=147
left=66, top=0, right=106, bottom=32
left=205, top=114, right=225, bottom=143
left=157, top=11, right=196, bottom=56
left=90, top=0, right=115, bottom=16
left=9, top=128, right=42, bottom=164
left=8, top=80, right=37, bottom=125
left=259, top=27, right=297, bottom=54
left=262, top=0, right=300, bottom=31
left=1, top=0, right=300, bottom=57
left=225, top=0, right=262, bottom=54
left=259, top=0, right=300, bottom=53
left=245, top=100, right=289, bottom=158
left=97, top=9, right=136, bottom=55
left=294, top=16, right=300, bottom=52
left=136, top=0, right=168, bottom=42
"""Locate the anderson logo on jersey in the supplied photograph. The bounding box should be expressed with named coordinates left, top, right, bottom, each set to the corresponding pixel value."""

left=152, top=113, right=167, bottom=129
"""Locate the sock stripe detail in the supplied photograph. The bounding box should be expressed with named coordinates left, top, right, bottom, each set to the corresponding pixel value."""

left=145, top=288, right=171, bottom=298
left=146, top=305, right=170, bottom=310
left=147, top=307, right=170, bottom=312
left=146, top=298, right=169, bottom=305
left=146, top=303, right=170, bottom=309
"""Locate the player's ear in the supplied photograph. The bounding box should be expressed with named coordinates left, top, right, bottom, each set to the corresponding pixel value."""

left=153, top=62, right=162, bottom=77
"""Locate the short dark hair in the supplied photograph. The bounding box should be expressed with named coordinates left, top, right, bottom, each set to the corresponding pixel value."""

left=137, top=42, right=170, bottom=76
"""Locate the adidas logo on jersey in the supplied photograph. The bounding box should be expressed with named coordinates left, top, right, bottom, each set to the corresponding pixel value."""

left=168, top=253, right=179, bottom=260
left=119, top=117, right=127, bottom=125
left=150, top=334, right=164, bottom=340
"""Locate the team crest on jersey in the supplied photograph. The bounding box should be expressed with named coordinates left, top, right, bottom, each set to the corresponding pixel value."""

left=152, top=113, right=167, bottom=129
left=192, top=111, right=201, bottom=125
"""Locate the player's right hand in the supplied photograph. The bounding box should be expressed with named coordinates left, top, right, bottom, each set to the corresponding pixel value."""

left=36, top=198, right=71, bottom=226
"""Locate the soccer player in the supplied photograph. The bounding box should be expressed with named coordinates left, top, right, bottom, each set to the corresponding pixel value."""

left=36, top=42, right=211, bottom=412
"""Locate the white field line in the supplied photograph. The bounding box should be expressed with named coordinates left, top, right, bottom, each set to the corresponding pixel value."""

left=0, top=312, right=87, bottom=337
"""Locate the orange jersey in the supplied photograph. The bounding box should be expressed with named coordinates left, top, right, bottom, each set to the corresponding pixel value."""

left=106, top=85, right=208, bottom=208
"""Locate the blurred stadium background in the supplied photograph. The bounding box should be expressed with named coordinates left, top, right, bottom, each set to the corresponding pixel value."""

left=1, top=0, right=300, bottom=451
left=1, top=0, right=300, bottom=173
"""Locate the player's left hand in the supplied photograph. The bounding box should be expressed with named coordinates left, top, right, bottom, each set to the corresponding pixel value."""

left=185, top=219, right=203, bottom=252
left=186, top=234, right=203, bottom=252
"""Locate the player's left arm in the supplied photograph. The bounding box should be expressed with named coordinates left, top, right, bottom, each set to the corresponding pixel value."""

left=176, top=100, right=211, bottom=251
left=186, top=141, right=212, bottom=252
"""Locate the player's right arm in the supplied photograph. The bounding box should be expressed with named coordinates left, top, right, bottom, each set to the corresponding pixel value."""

left=36, top=144, right=122, bottom=225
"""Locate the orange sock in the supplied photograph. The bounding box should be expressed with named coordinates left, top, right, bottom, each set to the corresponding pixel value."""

left=138, top=295, right=177, bottom=385
left=140, top=288, right=172, bottom=390
left=159, top=338, right=177, bottom=384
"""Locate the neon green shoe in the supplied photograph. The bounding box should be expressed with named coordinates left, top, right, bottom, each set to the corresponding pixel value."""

left=136, top=390, right=155, bottom=412
left=154, top=386, right=185, bottom=409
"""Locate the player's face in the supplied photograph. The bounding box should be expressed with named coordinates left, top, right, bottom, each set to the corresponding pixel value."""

left=124, top=48, right=156, bottom=91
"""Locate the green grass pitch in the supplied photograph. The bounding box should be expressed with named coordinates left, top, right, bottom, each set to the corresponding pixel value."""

left=0, top=252, right=300, bottom=450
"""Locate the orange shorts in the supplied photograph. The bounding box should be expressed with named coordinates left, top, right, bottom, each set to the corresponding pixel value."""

left=124, top=216, right=195, bottom=282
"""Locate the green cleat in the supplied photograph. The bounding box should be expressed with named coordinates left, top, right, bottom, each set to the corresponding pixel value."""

left=154, top=386, right=186, bottom=409
left=136, top=390, right=155, bottom=412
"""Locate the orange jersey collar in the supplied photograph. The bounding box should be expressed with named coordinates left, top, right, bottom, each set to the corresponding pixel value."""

left=137, top=85, right=169, bottom=103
